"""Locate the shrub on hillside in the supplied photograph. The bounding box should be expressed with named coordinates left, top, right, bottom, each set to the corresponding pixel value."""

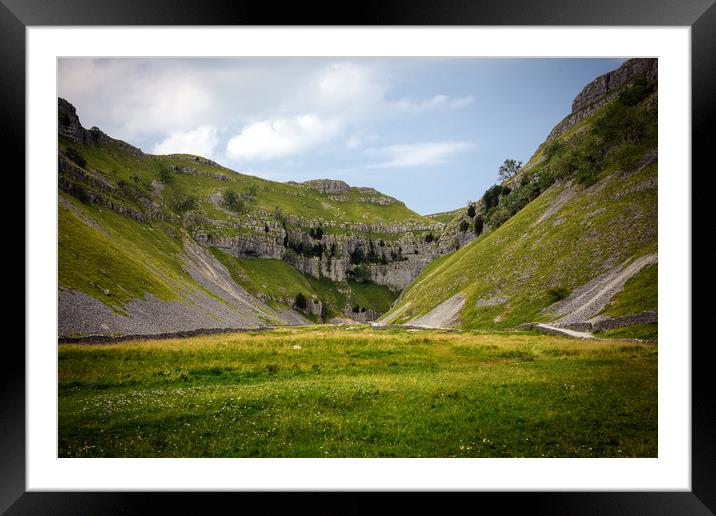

left=350, top=248, right=365, bottom=265
left=158, top=166, right=174, bottom=184
left=458, top=220, right=470, bottom=232
left=65, top=147, right=86, bottom=168
left=473, top=215, right=484, bottom=235
left=71, top=183, right=91, bottom=203
left=309, top=227, right=324, bottom=240
left=170, top=192, right=198, bottom=216
left=546, top=287, right=571, bottom=304
left=350, top=264, right=371, bottom=283
left=294, top=292, right=307, bottom=310
left=605, top=142, right=643, bottom=173
left=224, top=189, right=245, bottom=213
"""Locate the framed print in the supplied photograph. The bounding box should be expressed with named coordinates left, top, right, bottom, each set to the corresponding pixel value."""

left=4, top=0, right=713, bottom=513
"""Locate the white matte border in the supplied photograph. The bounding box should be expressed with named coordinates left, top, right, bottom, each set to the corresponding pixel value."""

left=27, top=27, right=690, bottom=491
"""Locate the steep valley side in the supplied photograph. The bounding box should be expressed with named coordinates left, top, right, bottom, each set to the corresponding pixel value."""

left=57, top=99, right=477, bottom=337
left=58, top=58, right=658, bottom=339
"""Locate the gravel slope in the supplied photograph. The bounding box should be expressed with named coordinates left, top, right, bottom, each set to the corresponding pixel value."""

left=58, top=238, right=309, bottom=337
left=551, top=252, right=658, bottom=326
left=406, top=292, right=466, bottom=328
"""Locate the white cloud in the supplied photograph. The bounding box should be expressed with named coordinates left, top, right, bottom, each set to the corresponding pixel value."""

left=448, top=95, right=475, bottom=109
left=226, top=115, right=341, bottom=161
left=152, top=126, right=219, bottom=158
left=366, top=141, right=474, bottom=168
left=59, top=59, right=214, bottom=140
left=392, top=94, right=474, bottom=113
left=59, top=59, right=476, bottom=165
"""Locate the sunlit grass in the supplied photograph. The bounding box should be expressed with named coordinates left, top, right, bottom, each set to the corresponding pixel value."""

left=59, top=326, right=657, bottom=458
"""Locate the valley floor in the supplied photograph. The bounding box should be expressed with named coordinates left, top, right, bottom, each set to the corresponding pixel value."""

left=58, top=326, right=657, bottom=458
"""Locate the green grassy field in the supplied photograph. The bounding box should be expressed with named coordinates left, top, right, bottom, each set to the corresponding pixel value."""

left=58, top=327, right=657, bottom=458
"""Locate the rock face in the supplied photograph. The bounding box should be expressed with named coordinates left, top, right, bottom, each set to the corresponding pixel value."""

left=59, top=97, right=143, bottom=156
left=58, top=98, right=87, bottom=144
left=302, top=179, right=350, bottom=194
left=571, top=58, right=657, bottom=113
left=546, top=58, right=657, bottom=142
left=347, top=307, right=380, bottom=323
left=196, top=220, right=454, bottom=292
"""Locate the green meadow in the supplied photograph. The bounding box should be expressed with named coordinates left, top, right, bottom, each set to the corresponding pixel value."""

left=58, top=326, right=657, bottom=458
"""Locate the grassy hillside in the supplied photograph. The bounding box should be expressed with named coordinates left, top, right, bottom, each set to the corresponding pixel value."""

left=59, top=115, right=412, bottom=323
left=209, top=249, right=397, bottom=318
left=61, top=134, right=428, bottom=230
left=59, top=193, right=190, bottom=313
left=382, top=79, right=657, bottom=331
left=59, top=327, right=657, bottom=458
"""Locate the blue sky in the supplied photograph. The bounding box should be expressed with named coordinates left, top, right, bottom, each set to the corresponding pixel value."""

left=58, top=57, right=625, bottom=215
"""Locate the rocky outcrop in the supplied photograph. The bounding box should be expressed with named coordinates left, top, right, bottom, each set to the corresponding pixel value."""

left=560, top=311, right=657, bottom=333
left=58, top=97, right=143, bottom=156
left=302, top=179, right=350, bottom=194
left=166, top=154, right=222, bottom=168
left=193, top=213, right=454, bottom=291
left=571, top=58, right=657, bottom=113
left=171, top=164, right=229, bottom=182
left=546, top=58, right=657, bottom=142
left=58, top=97, right=88, bottom=144
left=347, top=306, right=380, bottom=323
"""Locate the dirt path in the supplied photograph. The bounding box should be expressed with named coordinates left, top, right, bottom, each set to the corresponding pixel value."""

left=535, top=323, right=595, bottom=339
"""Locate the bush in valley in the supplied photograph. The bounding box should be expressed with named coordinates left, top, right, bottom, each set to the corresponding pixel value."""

left=309, top=227, right=324, bottom=240
left=158, top=166, right=174, bottom=184
left=605, top=142, right=643, bottom=173
left=458, top=220, right=470, bottom=232
left=546, top=287, right=571, bottom=303
left=481, top=184, right=511, bottom=212
left=169, top=192, right=198, bottom=216
left=366, top=240, right=385, bottom=264
left=466, top=204, right=476, bottom=218
left=349, top=264, right=371, bottom=283
left=424, top=233, right=435, bottom=243
left=71, top=183, right=91, bottom=203
left=283, top=248, right=298, bottom=262
left=294, top=292, right=307, bottom=310
left=350, top=247, right=365, bottom=265
left=473, top=215, right=484, bottom=235
left=543, top=139, right=565, bottom=161
left=65, top=147, right=86, bottom=168
left=224, top=189, right=246, bottom=213
left=247, top=184, right=258, bottom=199
left=117, top=178, right=148, bottom=203
left=287, top=239, right=324, bottom=258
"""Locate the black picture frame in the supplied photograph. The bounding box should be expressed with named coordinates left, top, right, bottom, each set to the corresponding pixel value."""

left=4, top=0, right=712, bottom=513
